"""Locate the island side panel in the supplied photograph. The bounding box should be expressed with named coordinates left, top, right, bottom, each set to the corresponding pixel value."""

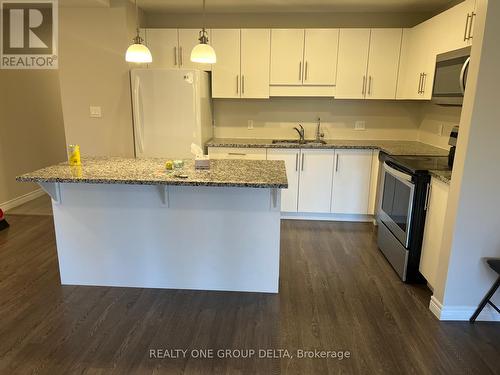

left=51, top=183, right=281, bottom=293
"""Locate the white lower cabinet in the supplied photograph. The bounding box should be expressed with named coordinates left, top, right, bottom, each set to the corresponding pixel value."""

left=208, top=146, right=376, bottom=217
left=208, top=147, right=267, bottom=160
left=297, top=149, right=335, bottom=213
left=331, top=150, right=373, bottom=214
left=267, top=149, right=300, bottom=212
left=420, top=177, right=450, bottom=288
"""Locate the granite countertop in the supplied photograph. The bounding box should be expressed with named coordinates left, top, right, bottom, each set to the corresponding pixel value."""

left=16, top=157, right=288, bottom=189
left=206, top=138, right=450, bottom=157
left=430, top=170, right=452, bottom=184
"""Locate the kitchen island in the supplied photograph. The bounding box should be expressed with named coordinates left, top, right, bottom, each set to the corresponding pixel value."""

left=17, top=158, right=287, bottom=293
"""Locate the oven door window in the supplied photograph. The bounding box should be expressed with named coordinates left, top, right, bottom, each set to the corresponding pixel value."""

left=381, top=171, right=415, bottom=246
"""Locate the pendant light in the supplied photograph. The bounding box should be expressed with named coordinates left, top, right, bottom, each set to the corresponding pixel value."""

left=125, top=0, right=152, bottom=63
left=190, top=0, right=216, bottom=64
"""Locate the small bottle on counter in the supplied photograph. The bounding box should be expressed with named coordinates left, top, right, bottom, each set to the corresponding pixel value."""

left=68, top=145, right=81, bottom=166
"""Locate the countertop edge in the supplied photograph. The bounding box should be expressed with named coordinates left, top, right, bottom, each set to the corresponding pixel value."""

left=16, top=176, right=288, bottom=189
left=205, top=139, right=450, bottom=156
left=206, top=142, right=380, bottom=150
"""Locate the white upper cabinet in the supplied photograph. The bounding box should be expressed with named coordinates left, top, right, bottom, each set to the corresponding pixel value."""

left=178, top=29, right=212, bottom=71
left=335, top=29, right=371, bottom=99
left=331, top=150, right=373, bottom=215
left=434, top=0, right=476, bottom=51
left=212, top=29, right=271, bottom=99
left=366, top=29, right=402, bottom=100
left=144, top=29, right=179, bottom=69
left=270, top=29, right=339, bottom=87
left=298, top=150, right=335, bottom=213
left=211, top=29, right=241, bottom=99
left=143, top=28, right=212, bottom=71
left=270, top=29, right=305, bottom=85
left=337, top=28, right=402, bottom=100
left=396, top=24, right=435, bottom=100
left=240, top=29, right=271, bottom=99
left=302, top=29, right=339, bottom=86
left=267, top=149, right=301, bottom=212
left=397, top=0, right=476, bottom=100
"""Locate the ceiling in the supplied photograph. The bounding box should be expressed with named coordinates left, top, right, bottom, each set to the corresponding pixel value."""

left=135, top=0, right=458, bottom=14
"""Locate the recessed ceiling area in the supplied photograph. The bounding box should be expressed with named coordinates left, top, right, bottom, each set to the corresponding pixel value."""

left=136, top=0, right=459, bottom=14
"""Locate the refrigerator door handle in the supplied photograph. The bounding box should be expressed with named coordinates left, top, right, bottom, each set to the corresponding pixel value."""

left=133, top=76, right=145, bottom=154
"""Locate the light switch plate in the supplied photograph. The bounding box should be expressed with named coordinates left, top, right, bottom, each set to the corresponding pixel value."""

left=90, top=106, right=102, bottom=118
left=354, top=121, right=366, bottom=131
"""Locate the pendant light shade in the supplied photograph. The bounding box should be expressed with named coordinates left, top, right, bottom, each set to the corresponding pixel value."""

left=126, top=36, right=153, bottom=63
left=125, top=0, right=152, bottom=63
left=191, top=29, right=216, bottom=63
left=190, top=0, right=216, bottom=64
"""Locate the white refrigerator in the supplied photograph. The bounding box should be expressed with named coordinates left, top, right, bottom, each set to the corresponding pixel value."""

left=130, top=69, right=213, bottom=158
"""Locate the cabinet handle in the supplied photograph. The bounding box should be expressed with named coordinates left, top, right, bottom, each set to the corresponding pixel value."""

left=305, top=61, right=308, bottom=81
left=299, top=61, right=302, bottom=81
left=242, top=75, right=245, bottom=94
left=421, top=73, right=427, bottom=94
left=418, top=73, right=423, bottom=94
left=301, top=153, right=305, bottom=171
left=368, top=76, right=372, bottom=95
left=295, top=153, right=298, bottom=171
left=236, top=75, right=239, bottom=94
left=335, top=154, right=339, bottom=172
left=228, top=152, right=246, bottom=156
left=464, top=13, right=472, bottom=41
left=362, top=76, right=366, bottom=95
left=174, top=47, right=178, bottom=66
left=424, top=183, right=431, bottom=210
left=179, top=46, right=183, bottom=66
left=468, top=12, right=476, bottom=40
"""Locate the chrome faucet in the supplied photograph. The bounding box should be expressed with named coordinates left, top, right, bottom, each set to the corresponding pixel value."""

left=315, top=117, right=325, bottom=143
left=293, top=124, right=305, bottom=143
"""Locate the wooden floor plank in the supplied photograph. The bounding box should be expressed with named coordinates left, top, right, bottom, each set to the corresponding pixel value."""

left=0, top=215, right=498, bottom=374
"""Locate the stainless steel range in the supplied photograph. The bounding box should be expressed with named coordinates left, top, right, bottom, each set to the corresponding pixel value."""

left=377, top=154, right=451, bottom=282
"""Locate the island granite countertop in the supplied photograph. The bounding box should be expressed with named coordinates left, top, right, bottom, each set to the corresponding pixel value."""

left=206, top=138, right=450, bottom=157
left=16, top=157, right=288, bottom=189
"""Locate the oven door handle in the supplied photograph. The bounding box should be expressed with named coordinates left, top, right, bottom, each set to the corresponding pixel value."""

left=384, top=162, right=414, bottom=184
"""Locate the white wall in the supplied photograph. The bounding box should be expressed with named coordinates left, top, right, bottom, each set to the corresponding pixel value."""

left=433, top=0, right=500, bottom=321
left=0, top=70, right=67, bottom=206
left=417, top=103, right=461, bottom=149
left=213, top=99, right=422, bottom=141
left=58, top=0, right=137, bottom=157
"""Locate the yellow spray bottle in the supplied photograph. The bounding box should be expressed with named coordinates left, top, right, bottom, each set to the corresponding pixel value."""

left=68, top=145, right=81, bottom=166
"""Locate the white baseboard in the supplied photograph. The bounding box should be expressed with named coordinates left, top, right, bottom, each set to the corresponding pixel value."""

left=1, top=189, right=46, bottom=212
left=429, top=295, right=500, bottom=322
left=281, top=212, right=374, bottom=222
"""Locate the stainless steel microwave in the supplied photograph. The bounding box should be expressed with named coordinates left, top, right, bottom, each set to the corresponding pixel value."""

left=432, top=46, right=471, bottom=106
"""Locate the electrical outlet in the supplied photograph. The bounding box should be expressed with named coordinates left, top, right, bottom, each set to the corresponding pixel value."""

left=248, top=120, right=254, bottom=130
left=354, top=121, right=366, bottom=131
left=90, top=106, right=102, bottom=118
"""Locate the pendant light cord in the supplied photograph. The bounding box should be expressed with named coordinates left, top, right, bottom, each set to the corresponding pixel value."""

left=203, top=0, right=206, bottom=30
left=135, top=0, right=139, bottom=34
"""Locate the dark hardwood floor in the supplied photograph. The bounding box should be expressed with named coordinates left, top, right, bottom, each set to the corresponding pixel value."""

left=0, top=214, right=498, bottom=374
